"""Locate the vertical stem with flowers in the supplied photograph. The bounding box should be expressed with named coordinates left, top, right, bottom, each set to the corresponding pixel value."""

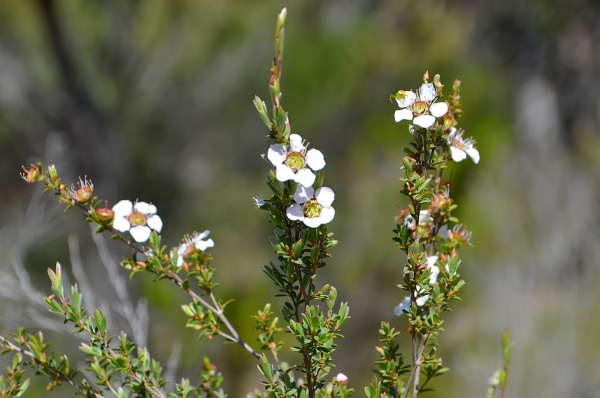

left=253, top=8, right=350, bottom=398
left=368, top=73, right=480, bottom=398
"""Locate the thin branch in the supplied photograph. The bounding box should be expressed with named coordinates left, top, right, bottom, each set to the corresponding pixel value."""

left=0, top=335, right=105, bottom=398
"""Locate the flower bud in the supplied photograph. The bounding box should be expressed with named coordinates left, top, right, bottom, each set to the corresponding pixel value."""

left=95, top=201, right=115, bottom=223
left=422, top=70, right=429, bottom=82
left=443, top=114, right=455, bottom=130
left=47, top=165, right=58, bottom=182
left=433, top=73, right=443, bottom=89
left=335, top=373, right=348, bottom=385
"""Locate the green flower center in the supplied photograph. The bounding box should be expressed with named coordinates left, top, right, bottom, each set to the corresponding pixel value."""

left=285, top=152, right=306, bottom=171
left=411, top=101, right=429, bottom=116
left=302, top=199, right=322, bottom=219
left=128, top=211, right=147, bottom=226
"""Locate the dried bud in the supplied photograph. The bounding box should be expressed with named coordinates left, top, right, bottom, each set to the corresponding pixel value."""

left=423, top=70, right=429, bottom=82
left=71, top=177, right=94, bottom=204
left=20, top=163, right=44, bottom=183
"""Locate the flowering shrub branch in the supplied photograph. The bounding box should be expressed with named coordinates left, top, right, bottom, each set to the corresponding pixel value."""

left=253, top=9, right=350, bottom=398
left=366, top=72, right=480, bottom=398
left=1, top=7, right=509, bottom=398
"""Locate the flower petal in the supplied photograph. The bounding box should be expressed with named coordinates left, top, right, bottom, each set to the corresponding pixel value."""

left=395, top=91, right=416, bottom=108
left=286, top=204, right=305, bottom=221
left=305, top=149, right=325, bottom=171
left=430, top=102, right=448, bottom=117
left=450, top=147, right=467, bottom=162
left=318, top=206, right=335, bottom=224
left=195, top=230, right=211, bottom=240
left=267, top=144, right=287, bottom=165
left=429, top=265, right=440, bottom=285
left=294, top=168, right=316, bottom=187
left=275, top=164, right=296, bottom=182
left=394, top=109, right=413, bottom=122
left=447, top=127, right=458, bottom=143
left=112, top=200, right=133, bottom=217
left=437, top=224, right=450, bottom=238
left=289, top=134, right=305, bottom=152
left=416, top=294, right=428, bottom=307
left=134, top=201, right=152, bottom=214
left=427, top=255, right=439, bottom=268
left=178, top=244, right=188, bottom=257
left=195, top=238, right=214, bottom=251
left=413, top=114, right=435, bottom=128
left=147, top=215, right=163, bottom=232
left=130, top=226, right=151, bottom=243
left=113, top=217, right=131, bottom=232
left=294, top=185, right=314, bottom=204
left=394, top=296, right=412, bottom=316
left=466, top=147, right=480, bottom=164
left=419, top=83, right=436, bottom=102
left=303, top=216, right=323, bottom=228
left=315, top=187, right=335, bottom=207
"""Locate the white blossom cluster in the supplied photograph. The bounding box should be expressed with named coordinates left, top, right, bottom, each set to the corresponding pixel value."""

left=266, top=133, right=335, bottom=228
left=394, top=82, right=480, bottom=164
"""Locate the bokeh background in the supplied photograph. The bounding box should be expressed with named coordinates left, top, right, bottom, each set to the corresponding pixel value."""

left=1, top=0, right=600, bottom=396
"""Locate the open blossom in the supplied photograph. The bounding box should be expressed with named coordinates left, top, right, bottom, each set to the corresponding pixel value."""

left=267, top=133, right=325, bottom=187
left=112, top=200, right=163, bottom=243
left=394, top=83, right=449, bottom=128
left=286, top=185, right=335, bottom=228
left=447, top=128, right=480, bottom=163
left=177, top=231, right=214, bottom=267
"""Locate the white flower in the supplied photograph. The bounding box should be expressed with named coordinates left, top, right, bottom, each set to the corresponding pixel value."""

left=286, top=185, right=335, bottom=228
left=402, top=210, right=432, bottom=229
left=394, top=285, right=430, bottom=316
left=113, top=200, right=163, bottom=243
left=394, top=83, right=449, bottom=128
left=426, top=255, right=440, bottom=285
left=267, top=134, right=325, bottom=187
left=447, top=128, right=480, bottom=163
left=419, top=210, right=433, bottom=225
left=393, top=296, right=412, bottom=316
left=177, top=231, right=214, bottom=266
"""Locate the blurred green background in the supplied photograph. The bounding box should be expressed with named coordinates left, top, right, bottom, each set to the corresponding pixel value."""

left=1, top=0, right=600, bottom=396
